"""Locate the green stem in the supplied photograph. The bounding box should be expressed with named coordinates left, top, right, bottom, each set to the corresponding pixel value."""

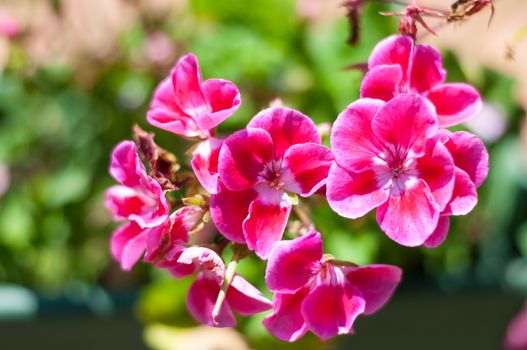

left=212, top=259, right=238, bottom=325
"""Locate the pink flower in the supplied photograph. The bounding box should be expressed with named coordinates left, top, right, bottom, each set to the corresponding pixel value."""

left=147, top=53, right=241, bottom=139
left=105, top=141, right=169, bottom=229
left=263, top=231, right=401, bottom=341
left=210, top=107, right=334, bottom=258
left=0, top=11, right=20, bottom=39
left=424, top=130, right=489, bottom=247
left=144, top=206, right=205, bottom=267
left=504, top=303, right=527, bottom=350
left=110, top=205, right=203, bottom=272
left=326, top=94, right=456, bottom=246
left=167, top=246, right=272, bottom=327
left=361, top=35, right=482, bottom=127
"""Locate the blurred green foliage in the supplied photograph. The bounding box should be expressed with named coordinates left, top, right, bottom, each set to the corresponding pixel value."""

left=0, top=0, right=526, bottom=348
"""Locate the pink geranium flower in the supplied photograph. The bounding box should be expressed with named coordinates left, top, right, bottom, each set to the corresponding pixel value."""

left=166, top=246, right=272, bottom=327
left=110, top=204, right=202, bottom=272
left=424, top=130, right=489, bottom=247
left=361, top=35, right=482, bottom=127
left=264, top=231, right=401, bottom=341
left=144, top=205, right=205, bottom=267
left=210, top=107, right=334, bottom=258
left=326, top=94, right=456, bottom=246
left=106, top=141, right=170, bottom=270
left=147, top=53, right=241, bottom=139
left=105, top=141, right=170, bottom=229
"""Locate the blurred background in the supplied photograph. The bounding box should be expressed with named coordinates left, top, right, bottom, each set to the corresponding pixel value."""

left=0, top=0, right=526, bottom=349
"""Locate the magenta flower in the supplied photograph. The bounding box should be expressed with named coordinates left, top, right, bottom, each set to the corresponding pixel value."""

left=105, top=141, right=169, bottom=229
left=264, top=231, right=401, bottom=341
left=210, top=107, right=334, bottom=258
left=326, top=94, right=456, bottom=246
left=504, top=303, right=527, bottom=350
left=144, top=206, right=205, bottom=267
left=166, top=246, right=272, bottom=327
left=361, top=35, right=482, bottom=127
left=147, top=53, right=241, bottom=139
left=424, top=130, right=489, bottom=247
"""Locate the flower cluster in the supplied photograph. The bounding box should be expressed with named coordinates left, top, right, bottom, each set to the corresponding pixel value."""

left=105, top=35, right=488, bottom=342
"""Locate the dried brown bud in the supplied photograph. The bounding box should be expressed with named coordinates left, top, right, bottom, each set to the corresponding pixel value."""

left=133, top=124, right=181, bottom=191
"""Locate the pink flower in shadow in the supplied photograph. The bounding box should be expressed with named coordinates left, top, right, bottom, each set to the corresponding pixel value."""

left=164, top=246, right=272, bottom=327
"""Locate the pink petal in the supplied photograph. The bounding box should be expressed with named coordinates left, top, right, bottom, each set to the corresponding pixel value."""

left=210, top=184, right=256, bottom=243
left=144, top=206, right=203, bottom=264
left=105, top=184, right=168, bottom=229
left=243, top=194, right=292, bottom=259
left=187, top=274, right=236, bottom=327
left=331, top=98, right=385, bottom=172
left=263, top=289, right=310, bottom=342
left=423, top=216, right=450, bottom=248
left=344, top=264, right=402, bottom=315
left=265, top=231, right=323, bottom=293
left=105, top=178, right=169, bottom=229
left=281, top=143, right=333, bottom=196
left=218, top=128, right=274, bottom=191
left=326, top=164, right=389, bottom=219
left=198, top=79, right=241, bottom=130
left=427, top=83, right=482, bottom=127
left=147, top=77, right=203, bottom=138
left=360, top=65, right=403, bottom=101
left=105, top=185, right=146, bottom=219
left=415, top=138, right=455, bottom=211
left=109, top=141, right=146, bottom=187
left=444, top=131, right=489, bottom=188
left=371, top=93, right=437, bottom=157
left=191, top=138, right=223, bottom=194
left=226, top=274, right=272, bottom=315
left=110, top=222, right=148, bottom=271
left=409, top=43, right=446, bottom=93
left=301, top=282, right=366, bottom=340
left=147, top=108, right=203, bottom=138
left=172, top=54, right=210, bottom=120
left=443, top=168, right=478, bottom=216
left=247, top=107, right=320, bottom=159
left=368, top=35, right=413, bottom=82
left=170, top=246, right=225, bottom=279
left=376, top=178, right=439, bottom=246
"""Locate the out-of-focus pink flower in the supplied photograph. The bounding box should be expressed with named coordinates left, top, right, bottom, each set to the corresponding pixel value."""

left=0, top=162, right=9, bottom=197
left=0, top=11, right=20, bottom=38
left=210, top=107, right=333, bottom=258
left=424, top=130, right=489, bottom=247
left=264, top=231, right=401, bottom=341
left=167, top=246, right=272, bottom=327
left=191, top=137, right=223, bottom=194
left=147, top=54, right=241, bottom=139
left=465, top=102, right=507, bottom=143
left=361, top=35, right=482, bottom=127
left=143, top=31, right=176, bottom=66
left=327, top=94, right=456, bottom=247
left=504, top=303, right=527, bottom=350
left=105, top=141, right=170, bottom=229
